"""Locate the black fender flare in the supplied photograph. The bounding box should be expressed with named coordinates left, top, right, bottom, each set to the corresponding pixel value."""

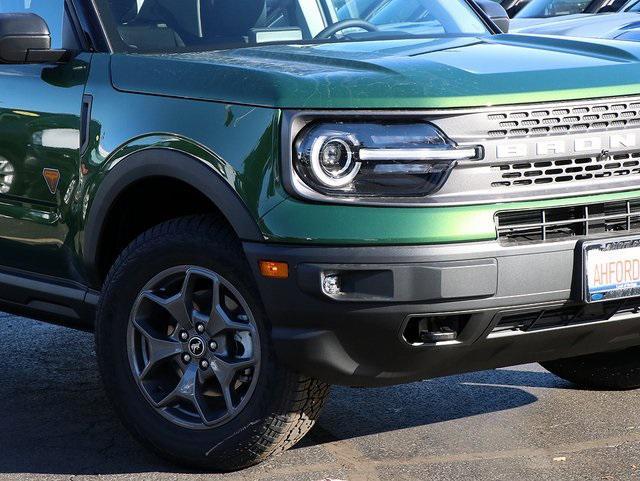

left=82, top=148, right=264, bottom=281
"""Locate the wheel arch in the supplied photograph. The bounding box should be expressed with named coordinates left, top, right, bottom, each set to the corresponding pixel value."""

left=82, top=148, right=264, bottom=287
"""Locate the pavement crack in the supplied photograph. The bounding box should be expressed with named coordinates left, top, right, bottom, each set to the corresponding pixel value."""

left=374, top=432, right=640, bottom=469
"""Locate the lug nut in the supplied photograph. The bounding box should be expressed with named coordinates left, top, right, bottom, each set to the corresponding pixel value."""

left=179, top=330, right=189, bottom=341
left=196, top=323, right=205, bottom=334
left=200, top=359, right=210, bottom=370
left=209, top=340, right=218, bottom=351
left=182, top=353, right=192, bottom=363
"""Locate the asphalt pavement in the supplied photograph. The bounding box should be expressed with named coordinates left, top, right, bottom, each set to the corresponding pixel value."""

left=1, top=313, right=639, bottom=481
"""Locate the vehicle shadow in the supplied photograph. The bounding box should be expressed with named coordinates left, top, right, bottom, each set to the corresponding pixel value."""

left=299, top=368, right=570, bottom=449
left=0, top=316, right=569, bottom=476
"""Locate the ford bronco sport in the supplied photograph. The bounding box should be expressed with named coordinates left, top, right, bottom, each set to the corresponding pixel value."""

left=3, top=0, right=640, bottom=471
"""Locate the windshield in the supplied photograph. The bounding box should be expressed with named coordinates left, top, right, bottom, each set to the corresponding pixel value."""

left=95, top=0, right=490, bottom=53
left=516, top=0, right=607, bottom=17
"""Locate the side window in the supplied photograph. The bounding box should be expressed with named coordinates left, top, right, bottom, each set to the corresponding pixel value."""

left=0, top=0, right=78, bottom=49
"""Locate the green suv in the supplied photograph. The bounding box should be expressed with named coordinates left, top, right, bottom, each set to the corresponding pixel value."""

left=4, top=0, right=640, bottom=471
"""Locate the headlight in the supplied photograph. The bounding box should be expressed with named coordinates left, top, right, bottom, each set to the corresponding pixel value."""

left=293, top=121, right=480, bottom=199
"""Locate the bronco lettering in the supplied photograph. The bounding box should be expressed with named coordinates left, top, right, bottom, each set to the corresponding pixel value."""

left=496, top=133, right=638, bottom=158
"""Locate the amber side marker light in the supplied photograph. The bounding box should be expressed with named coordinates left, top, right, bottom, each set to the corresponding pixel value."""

left=259, top=261, right=289, bottom=279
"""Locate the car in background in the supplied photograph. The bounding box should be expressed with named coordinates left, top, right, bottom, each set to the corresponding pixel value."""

left=515, top=0, right=627, bottom=18
left=492, top=0, right=623, bottom=17
left=512, top=5, right=640, bottom=40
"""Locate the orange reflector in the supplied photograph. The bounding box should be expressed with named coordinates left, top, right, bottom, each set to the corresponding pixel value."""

left=259, top=261, right=289, bottom=279
left=42, top=168, right=61, bottom=195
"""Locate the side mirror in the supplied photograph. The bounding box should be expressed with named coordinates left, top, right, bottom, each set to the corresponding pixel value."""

left=0, top=13, right=67, bottom=64
left=476, top=0, right=510, bottom=33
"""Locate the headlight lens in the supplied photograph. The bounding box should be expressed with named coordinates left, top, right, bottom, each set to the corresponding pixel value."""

left=313, top=136, right=360, bottom=187
left=293, top=121, right=479, bottom=198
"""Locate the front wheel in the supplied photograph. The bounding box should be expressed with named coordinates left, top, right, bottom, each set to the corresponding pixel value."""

left=541, top=346, right=640, bottom=390
left=95, top=216, right=329, bottom=471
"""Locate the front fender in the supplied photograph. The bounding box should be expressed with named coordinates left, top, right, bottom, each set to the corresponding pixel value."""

left=82, top=145, right=266, bottom=280
left=77, top=59, right=285, bottom=284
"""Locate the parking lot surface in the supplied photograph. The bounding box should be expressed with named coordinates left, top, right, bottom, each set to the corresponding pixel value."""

left=1, top=313, right=639, bottom=481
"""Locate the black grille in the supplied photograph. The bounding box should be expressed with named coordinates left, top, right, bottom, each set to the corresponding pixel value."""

left=496, top=199, right=640, bottom=245
left=492, top=301, right=640, bottom=334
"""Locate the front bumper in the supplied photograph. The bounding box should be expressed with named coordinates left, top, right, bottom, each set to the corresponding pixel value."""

left=243, top=238, right=640, bottom=387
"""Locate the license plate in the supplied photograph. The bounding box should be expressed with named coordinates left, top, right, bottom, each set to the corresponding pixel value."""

left=584, top=236, right=640, bottom=303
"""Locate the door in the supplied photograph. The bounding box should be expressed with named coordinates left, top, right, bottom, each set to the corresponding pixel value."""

left=0, top=0, right=90, bottom=279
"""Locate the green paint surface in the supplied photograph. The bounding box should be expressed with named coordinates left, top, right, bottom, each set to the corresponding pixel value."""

left=261, top=190, right=640, bottom=245
left=111, top=35, right=640, bottom=109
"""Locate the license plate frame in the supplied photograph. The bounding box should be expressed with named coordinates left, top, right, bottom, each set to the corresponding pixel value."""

left=582, top=235, right=640, bottom=303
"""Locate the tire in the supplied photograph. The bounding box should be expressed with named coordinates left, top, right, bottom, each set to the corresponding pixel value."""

left=541, top=346, right=640, bottom=390
left=95, top=215, right=329, bottom=471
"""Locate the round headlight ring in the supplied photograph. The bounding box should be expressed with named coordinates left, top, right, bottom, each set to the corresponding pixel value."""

left=310, top=135, right=361, bottom=188
left=319, top=138, right=353, bottom=177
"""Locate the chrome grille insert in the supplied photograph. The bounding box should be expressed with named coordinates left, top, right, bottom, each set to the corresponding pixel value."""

left=495, top=199, right=640, bottom=244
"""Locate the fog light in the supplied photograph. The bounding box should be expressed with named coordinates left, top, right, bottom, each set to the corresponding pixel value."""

left=322, top=274, right=342, bottom=296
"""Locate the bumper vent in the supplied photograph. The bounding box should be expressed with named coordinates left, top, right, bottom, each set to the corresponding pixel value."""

left=491, top=151, right=640, bottom=188
left=496, top=199, right=640, bottom=245
left=492, top=301, right=640, bottom=334
left=486, top=99, right=640, bottom=139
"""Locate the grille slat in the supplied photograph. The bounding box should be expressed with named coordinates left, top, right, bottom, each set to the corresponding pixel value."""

left=496, top=200, right=640, bottom=245
left=492, top=301, right=640, bottom=334
left=491, top=151, right=640, bottom=188
left=485, top=99, right=640, bottom=139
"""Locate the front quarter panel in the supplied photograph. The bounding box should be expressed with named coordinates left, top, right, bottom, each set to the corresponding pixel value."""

left=76, top=54, right=284, bottom=278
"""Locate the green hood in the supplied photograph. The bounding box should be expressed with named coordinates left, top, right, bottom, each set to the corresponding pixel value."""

left=111, top=34, right=640, bottom=109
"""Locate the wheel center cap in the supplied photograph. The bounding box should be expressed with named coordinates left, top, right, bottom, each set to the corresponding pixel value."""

left=188, top=337, right=205, bottom=357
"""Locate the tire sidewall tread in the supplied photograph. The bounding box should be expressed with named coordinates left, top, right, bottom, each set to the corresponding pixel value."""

left=95, top=215, right=329, bottom=471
